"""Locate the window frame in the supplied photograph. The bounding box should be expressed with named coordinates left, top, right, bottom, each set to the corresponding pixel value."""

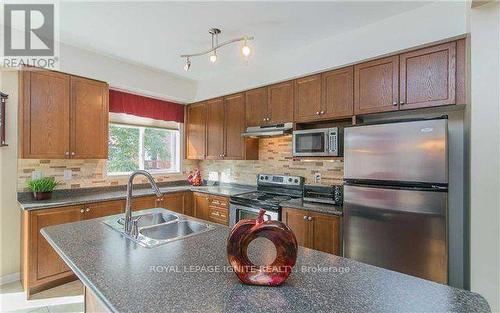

left=107, top=122, right=182, bottom=177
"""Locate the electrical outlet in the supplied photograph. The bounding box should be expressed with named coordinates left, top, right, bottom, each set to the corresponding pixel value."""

left=314, top=173, right=321, bottom=183
left=63, top=169, right=73, bottom=181
left=32, top=170, right=42, bottom=180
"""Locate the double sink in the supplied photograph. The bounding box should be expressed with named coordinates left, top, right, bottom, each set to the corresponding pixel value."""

left=103, top=208, right=215, bottom=248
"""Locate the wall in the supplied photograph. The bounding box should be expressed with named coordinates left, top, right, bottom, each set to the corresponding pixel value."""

left=17, top=159, right=198, bottom=192
left=469, top=2, right=500, bottom=311
left=195, top=1, right=468, bottom=101
left=199, top=136, right=343, bottom=186
left=0, top=69, right=20, bottom=280
left=59, top=43, right=197, bottom=103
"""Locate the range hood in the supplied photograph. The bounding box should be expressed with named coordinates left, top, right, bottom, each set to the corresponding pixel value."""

left=241, top=122, right=293, bottom=137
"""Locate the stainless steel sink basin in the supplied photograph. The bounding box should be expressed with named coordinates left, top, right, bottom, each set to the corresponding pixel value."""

left=139, top=220, right=211, bottom=241
left=103, top=208, right=215, bottom=248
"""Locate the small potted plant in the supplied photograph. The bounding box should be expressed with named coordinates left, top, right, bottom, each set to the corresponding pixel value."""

left=26, top=177, right=59, bottom=201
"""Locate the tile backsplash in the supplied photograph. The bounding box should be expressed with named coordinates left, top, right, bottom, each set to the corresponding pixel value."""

left=17, top=159, right=198, bottom=191
left=17, top=136, right=343, bottom=191
left=198, top=135, right=344, bottom=186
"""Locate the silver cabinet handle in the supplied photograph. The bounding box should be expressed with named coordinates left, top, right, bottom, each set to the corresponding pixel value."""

left=262, top=117, right=266, bottom=121
left=393, top=101, right=398, bottom=106
left=320, top=111, right=324, bottom=115
left=315, top=111, right=320, bottom=115
left=80, top=209, right=84, bottom=213
left=71, top=152, right=75, bottom=156
left=86, top=208, right=90, bottom=212
left=303, top=216, right=308, bottom=220
left=308, top=216, right=313, bottom=221
left=400, top=101, right=405, bottom=105
left=65, top=151, right=69, bottom=156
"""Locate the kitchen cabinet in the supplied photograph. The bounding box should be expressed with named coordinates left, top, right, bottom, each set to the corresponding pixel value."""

left=84, top=200, right=124, bottom=219
left=131, top=195, right=159, bottom=211
left=19, top=67, right=109, bottom=159
left=208, top=195, right=229, bottom=225
left=245, top=87, right=268, bottom=127
left=268, top=81, right=294, bottom=124
left=224, top=93, right=258, bottom=160
left=19, top=69, right=70, bottom=159
left=206, top=98, right=225, bottom=159
left=294, top=74, right=323, bottom=122
left=354, top=55, right=399, bottom=115
left=70, top=77, right=109, bottom=159
left=185, top=102, right=207, bottom=160
left=322, top=66, right=354, bottom=118
left=399, top=41, right=457, bottom=110
left=282, top=207, right=341, bottom=255
left=193, top=192, right=210, bottom=221
left=157, top=192, right=186, bottom=214
left=186, top=94, right=258, bottom=160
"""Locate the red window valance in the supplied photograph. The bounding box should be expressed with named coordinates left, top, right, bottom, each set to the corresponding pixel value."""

left=109, top=89, right=184, bottom=123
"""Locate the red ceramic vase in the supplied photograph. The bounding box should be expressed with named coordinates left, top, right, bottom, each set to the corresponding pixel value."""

left=227, top=209, right=298, bottom=286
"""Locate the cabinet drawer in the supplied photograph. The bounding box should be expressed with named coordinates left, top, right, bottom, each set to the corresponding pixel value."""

left=209, top=195, right=229, bottom=209
left=208, top=207, right=228, bottom=225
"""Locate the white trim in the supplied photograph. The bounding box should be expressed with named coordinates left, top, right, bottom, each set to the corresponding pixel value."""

left=0, top=272, right=20, bottom=285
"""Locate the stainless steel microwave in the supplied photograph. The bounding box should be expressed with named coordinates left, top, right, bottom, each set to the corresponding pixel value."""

left=292, top=127, right=342, bottom=156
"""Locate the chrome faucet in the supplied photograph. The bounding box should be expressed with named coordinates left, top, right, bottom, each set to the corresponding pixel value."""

left=124, top=170, right=163, bottom=236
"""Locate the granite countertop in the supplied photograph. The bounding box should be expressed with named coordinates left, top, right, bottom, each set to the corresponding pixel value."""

left=280, top=198, right=343, bottom=216
left=41, top=209, right=489, bottom=313
left=18, top=182, right=256, bottom=210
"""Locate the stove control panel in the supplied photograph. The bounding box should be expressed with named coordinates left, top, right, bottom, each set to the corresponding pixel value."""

left=258, top=174, right=303, bottom=186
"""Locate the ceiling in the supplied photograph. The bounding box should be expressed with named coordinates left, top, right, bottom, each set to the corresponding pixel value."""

left=59, top=1, right=431, bottom=82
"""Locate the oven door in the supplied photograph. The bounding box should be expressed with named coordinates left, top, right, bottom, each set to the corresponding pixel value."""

left=293, top=129, right=329, bottom=156
left=229, top=204, right=278, bottom=227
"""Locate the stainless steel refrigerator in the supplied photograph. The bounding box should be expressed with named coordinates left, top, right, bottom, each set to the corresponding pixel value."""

left=343, top=117, right=448, bottom=284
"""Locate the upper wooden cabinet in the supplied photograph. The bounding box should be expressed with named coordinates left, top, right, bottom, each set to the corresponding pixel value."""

left=70, top=77, right=109, bottom=159
left=205, top=98, right=225, bottom=159
left=20, top=68, right=109, bottom=159
left=354, top=55, right=399, bottom=115
left=224, top=93, right=258, bottom=160
left=294, top=74, right=322, bottom=122
left=268, top=81, right=294, bottom=124
left=186, top=94, right=258, bottom=160
left=322, top=66, right=354, bottom=119
left=399, top=41, right=457, bottom=110
left=185, top=102, right=207, bottom=159
left=20, top=70, right=71, bottom=159
left=245, top=87, right=268, bottom=127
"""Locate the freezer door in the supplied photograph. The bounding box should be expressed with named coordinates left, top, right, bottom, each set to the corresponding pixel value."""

left=344, top=119, right=448, bottom=183
left=343, top=184, right=447, bottom=284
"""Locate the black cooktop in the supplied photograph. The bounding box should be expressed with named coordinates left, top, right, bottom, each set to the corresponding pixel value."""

left=230, top=191, right=299, bottom=210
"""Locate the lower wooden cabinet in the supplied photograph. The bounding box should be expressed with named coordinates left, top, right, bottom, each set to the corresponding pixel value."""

left=282, top=207, right=342, bottom=255
left=131, top=195, right=158, bottom=211
left=208, top=195, right=229, bottom=225
left=193, top=192, right=210, bottom=221
left=84, top=200, right=124, bottom=219
left=157, top=192, right=186, bottom=214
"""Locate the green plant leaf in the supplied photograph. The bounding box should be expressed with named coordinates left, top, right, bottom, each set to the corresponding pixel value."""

left=26, top=177, right=59, bottom=192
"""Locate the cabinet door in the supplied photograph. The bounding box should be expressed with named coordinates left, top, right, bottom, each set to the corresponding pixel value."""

left=31, top=206, right=83, bottom=282
left=84, top=200, right=124, bottom=220
left=310, top=213, right=341, bottom=255
left=224, top=93, right=246, bottom=159
left=354, top=56, right=399, bottom=114
left=70, top=77, right=109, bottom=159
left=193, top=192, right=210, bottom=221
left=131, top=196, right=158, bottom=211
left=323, top=67, right=354, bottom=118
left=294, top=74, right=322, bottom=122
left=268, top=81, right=294, bottom=124
left=159, top=192, right=185, bottom=214
left=21, top=70, right=70, bottom=158
left=205, top=98, right=225, bottom=160
left=282, top=208, right=310, bottom=248
left=186, top=102, right=207, bottom=159
left=245, top=87, right=268, bottom=127
left=400, top=41, right=456, bottom=110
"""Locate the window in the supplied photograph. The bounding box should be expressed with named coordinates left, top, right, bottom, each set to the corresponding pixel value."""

left=108, top=123, right=180, bottom=175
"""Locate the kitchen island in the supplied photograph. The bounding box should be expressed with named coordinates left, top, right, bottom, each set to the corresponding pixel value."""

left=41, top=209, right=489, bottom=313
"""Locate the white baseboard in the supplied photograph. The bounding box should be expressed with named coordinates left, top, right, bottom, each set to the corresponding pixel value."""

left=0, top=272, right=20, bottom=285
